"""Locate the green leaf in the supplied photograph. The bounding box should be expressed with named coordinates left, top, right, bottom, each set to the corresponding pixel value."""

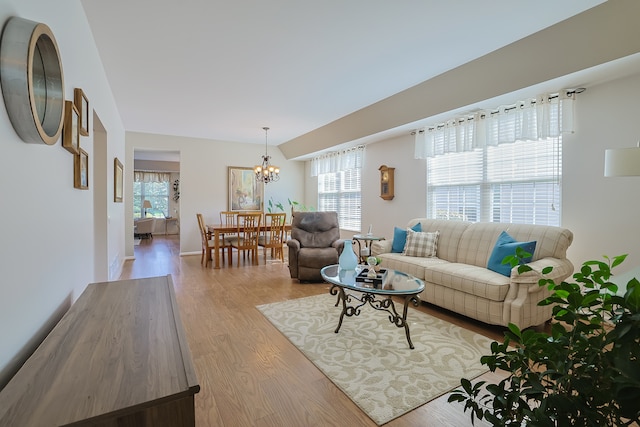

left=447, top=393, right=466, bottom=403
left=625, top=278, right=640, bottom=311
left=507, top=323, right=522, bottom=338
left=611, top=254, right=628, bottom=269
left=515, top=246, right=532, bottom=260
left=517, top=264, right=533, bottom=274
left=581, top=291, right=601, bottom=307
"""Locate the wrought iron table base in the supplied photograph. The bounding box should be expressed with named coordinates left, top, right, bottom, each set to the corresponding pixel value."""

left=329, top=284, right=420, bottom=349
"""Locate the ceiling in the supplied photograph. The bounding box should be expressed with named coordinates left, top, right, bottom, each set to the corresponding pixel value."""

left=82, top=0, right=612, bottom=159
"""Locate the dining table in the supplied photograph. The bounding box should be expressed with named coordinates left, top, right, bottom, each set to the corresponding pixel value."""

left=207, top=223, right=292, bottom=269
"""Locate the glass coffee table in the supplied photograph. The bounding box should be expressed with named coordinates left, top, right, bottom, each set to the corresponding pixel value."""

left=320, top=264, right=425, bottom=349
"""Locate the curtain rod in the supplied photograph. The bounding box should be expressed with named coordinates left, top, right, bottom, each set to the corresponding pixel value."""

left=411, top=88, right=586, bottom=135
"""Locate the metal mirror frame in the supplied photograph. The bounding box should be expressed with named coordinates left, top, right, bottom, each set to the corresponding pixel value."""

left=0, top=17, right=65, bottom=145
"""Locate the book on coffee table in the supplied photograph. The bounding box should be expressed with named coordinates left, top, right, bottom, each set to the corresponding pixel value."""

left=355, top=268, right=388, bottom=286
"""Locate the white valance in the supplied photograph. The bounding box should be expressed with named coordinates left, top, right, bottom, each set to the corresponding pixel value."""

left=310, top=145, right=365, bottom=177
left=415, top=91, right=575, bottom=159
left=134, top=171, right=172, bottom=183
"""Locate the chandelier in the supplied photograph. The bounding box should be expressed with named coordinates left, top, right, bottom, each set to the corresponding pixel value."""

left=254, top=127, right=280, bottom=184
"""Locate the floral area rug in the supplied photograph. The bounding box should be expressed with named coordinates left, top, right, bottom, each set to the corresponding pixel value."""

left=257, top=294, right=492, bottom=425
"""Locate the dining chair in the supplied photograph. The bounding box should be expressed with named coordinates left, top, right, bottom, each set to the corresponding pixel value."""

left=258, top=213, right=286, bottom=264
left=219, top=210, right=239, bottom=251
left=196, top=213, right=231, bottom=267
left=230, top=212, right=262, bottom=266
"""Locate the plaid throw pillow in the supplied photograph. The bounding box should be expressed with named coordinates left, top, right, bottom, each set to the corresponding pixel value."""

left=403, top=229, right=439, bottom=257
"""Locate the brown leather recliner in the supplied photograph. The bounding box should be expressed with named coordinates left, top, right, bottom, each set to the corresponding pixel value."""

left=287, top=211, right=343, bottom=282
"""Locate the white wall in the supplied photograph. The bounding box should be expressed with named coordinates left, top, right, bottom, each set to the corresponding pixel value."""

left=0, top=0, right=125, bottom=387
left=359, top=135, right=426, bottom=236
left=563, top=71, right=640, bottom=271
left=358, top=71, right=640, bottom=275
left=125, top=132, right=306, bottom=256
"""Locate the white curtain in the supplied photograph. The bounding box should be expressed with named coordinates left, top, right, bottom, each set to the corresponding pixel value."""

left=415, top=92, right=575, bottom=159
left=134, top=171, right=172, bottom=182
left=310, top=145, right=365, bottom=177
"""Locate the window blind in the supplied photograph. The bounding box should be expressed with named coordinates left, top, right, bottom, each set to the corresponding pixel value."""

left=318, top=168, right=361, bottom=231
left=427, top=137, right=561, bottom=226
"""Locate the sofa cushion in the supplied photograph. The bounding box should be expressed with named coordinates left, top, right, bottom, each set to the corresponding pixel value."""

left=424, top=263, right=511, bottom=302
left=487, top=231, right=536, bottom=276
left=403, top=229, right=439, bottom=257
left=377, top=252, right=449, bottom=280
left=407, top=219, right=470, bottom=263
left=391, top=222, right=421, bottom=253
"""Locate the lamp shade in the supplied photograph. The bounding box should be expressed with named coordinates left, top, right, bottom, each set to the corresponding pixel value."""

left=142, top=200, right=152, bottom=209
left=604, top=147, right=640, bottom=177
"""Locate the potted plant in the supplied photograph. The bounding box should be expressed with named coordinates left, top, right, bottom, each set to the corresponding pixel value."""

left=267, top=197, right=285, bottom=213
left=448, top=251, right=640, bottom=426
left=267, top=197, right=315, bottom=214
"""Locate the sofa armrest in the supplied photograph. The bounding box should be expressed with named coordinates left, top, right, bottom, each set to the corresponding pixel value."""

left=505, top=257, right=574, bottom=328
left=511, top=257, right=574, bottom=292
left=371, top=240, right=393, bottom=256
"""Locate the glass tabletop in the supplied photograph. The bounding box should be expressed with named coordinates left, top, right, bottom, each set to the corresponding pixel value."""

left=321, top=264, right=424, bottom=295
left=352, top=234, right=385, bottom=241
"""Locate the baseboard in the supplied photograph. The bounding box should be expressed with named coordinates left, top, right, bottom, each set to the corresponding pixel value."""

left=180, top=251, right=200, bottom=257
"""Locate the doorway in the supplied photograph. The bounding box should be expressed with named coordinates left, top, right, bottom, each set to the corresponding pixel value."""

left=93, top=113, right=108, bottom=281
left=133, top=150, right=181, bottom=239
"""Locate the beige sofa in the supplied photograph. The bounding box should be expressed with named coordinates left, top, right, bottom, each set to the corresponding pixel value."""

left=371, top=219, right=574, bottom=329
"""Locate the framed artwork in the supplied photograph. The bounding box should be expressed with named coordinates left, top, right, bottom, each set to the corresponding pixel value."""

left=62, top=100, right=79, bottom=154
left=228, top=166, right=263, bottom=211
left=74, top=88, right=89, bottom=136
left=114, top=157, right=123, bottom=202
left=74, top=148, right=89, bottom=189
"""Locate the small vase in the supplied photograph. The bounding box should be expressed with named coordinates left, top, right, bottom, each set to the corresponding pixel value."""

left=339, top=240, right=358, bottom=270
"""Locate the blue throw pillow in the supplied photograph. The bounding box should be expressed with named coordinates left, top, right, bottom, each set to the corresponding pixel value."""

left=487, top=231, right=536, bottom=277
left=391, top=222, right=421, bottom=253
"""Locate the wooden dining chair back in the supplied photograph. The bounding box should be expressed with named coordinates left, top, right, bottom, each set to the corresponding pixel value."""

left=230, top=212, right=262, bottom=266
left=197, top=213, right=231, bottom=267
left=258, top=213, right=287, bottom=263
left=219, top=210, right=239, bottom=250
left=220, top=211, right=238, bottom=227
left=196, top=213, right=212, bottom=267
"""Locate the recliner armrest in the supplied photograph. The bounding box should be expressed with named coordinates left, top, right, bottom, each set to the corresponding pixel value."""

left=286, top=239, right=301, bottom=251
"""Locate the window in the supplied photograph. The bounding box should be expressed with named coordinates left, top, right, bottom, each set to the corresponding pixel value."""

left=427, top=136, right=561, bottom=225
left=312, top=145, right=364, bottom=231
left=420, top=92, right=572, bottom=226
left=133, top=172, right=171, bottom=219
left=318, top=168, right=361, bottom=231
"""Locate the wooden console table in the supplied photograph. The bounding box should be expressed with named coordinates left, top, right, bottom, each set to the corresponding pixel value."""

left=0, top=275, right=200, bottom=426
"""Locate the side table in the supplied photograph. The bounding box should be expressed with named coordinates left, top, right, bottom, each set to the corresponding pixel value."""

left=352, top=234, right=385, bottom=263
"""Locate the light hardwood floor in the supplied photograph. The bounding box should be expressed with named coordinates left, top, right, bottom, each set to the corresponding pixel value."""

left=120, top=235, right=508, bottom=426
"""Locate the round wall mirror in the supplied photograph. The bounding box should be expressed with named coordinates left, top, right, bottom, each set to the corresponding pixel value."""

left=0, top=17, right=64, bottom=145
